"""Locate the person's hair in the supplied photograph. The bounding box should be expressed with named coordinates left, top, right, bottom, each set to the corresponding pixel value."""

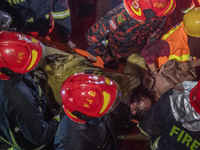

left=130, top=84, right=156, bottom=121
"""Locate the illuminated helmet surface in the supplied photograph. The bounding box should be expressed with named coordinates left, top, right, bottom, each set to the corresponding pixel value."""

left=61, top=73, right=122, bottom=123
left=123, top=0, right=176, bottom=20
left=0, top=31, right=45, bottom=80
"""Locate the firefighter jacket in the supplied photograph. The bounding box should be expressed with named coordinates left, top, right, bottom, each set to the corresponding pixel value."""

left=54, top=114, right=118, bottom=150
left=85, top=3, right=166, bottom=67
left=0, top=72, right=59, bottom=150
left=141, top=22, right=198, bottom=68
left=139, top=81, right=200, bottom=150
left=0, top=0, right=71, bottom=42
left=158, top=22, right=192, bottom=67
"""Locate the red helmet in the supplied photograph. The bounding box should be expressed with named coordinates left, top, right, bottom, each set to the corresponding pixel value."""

left=189, top=81, right=200, bottom=114
left=0, top=31, right=45, bottom=80
left=123, top=0, right=176, bottom=20
left=60, top=73, right=122, bottom=124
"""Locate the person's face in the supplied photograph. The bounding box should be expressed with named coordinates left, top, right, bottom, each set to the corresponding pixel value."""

left=130, top=96, right=152, bottom=116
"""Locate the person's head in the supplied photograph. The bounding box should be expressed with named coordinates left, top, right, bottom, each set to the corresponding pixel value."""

left=0, top=31, right=46, bottom=80
left=190, top=80, right=200, bottom=114
left=60, top=73, right=122, bottom=124
left=123, top=0, right=176, bottom=20
left=129, top=84, right=156, bottom=121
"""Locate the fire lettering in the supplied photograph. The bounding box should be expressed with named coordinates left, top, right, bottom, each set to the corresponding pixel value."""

left=84, top=99, right=93, bottom=108
left=154, top=3, right=167, bottom=8
left=89, top=90, right=96, bottom=97
left=17, top=52, right=25, bottom=63
left=87, top=99, right=93, bottom=104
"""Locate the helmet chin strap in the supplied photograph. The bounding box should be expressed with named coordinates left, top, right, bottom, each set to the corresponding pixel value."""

left=0, top=67, right=21, bottom=78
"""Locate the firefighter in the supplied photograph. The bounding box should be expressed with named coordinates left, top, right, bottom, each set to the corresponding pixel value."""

left=85, top=0, right=176, bottom=70
left=141, top=7, right=200, bottom=73
left=139, top=80, right=200, bottom=150
left=54, top=73, right=122, bottom=150
left=0, top=31, right=60, bottom=150
left=0, top=0, right=76, bottom=53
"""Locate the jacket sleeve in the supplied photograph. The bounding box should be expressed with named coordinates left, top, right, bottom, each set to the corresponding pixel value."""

left=139, top=89, right=174, bottom=137
left=51, top=0, right=72, bottom=42
left=141, top=40, right=170, bottom=65
left=85, top=5, right=124, bottom=53
left=147, top=16, right=167, bottom=44
left=7, top=83, right=59, bottom=146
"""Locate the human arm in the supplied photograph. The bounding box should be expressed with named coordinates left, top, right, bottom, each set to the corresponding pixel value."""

left=124, top=53, right=154, bottom=89
left=178, top=59, right=200, bottom=71
left=141, top=40, right=170, bottom=72
left=7, top=80, right=59, bottom=146
left=85, top=5, right=126, bottom=57
left=54, top=115, right=107, bottom=150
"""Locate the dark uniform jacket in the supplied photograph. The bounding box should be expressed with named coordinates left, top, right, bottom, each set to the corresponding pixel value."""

left=0, top=0, right=71, bottom=42
left=85, top=3, right=166, bottom=66
left=54, top=114, right=118, bottom=150
left=0, top=72, right=59, bottom=150
left=139, top=81, right=200, bottom=150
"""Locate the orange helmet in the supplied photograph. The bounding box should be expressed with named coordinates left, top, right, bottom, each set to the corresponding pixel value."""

left=123, top=0, right=176, bottom=20
left=189, top=81, right=200, bottom=114
left=60, top=73, right=122, bottom=124
left=0, top=31, right=45, bottom=80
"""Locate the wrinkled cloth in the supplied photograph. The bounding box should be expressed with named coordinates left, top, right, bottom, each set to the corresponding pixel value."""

left=35, top=47, right=141, bottom=109
left=85, top=3, right=166, bottom=66
left=0, top=72, right=59, bottom=150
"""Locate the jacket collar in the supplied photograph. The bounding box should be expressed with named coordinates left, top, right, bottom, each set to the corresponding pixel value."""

left=170, top=81, right=200, bottom=131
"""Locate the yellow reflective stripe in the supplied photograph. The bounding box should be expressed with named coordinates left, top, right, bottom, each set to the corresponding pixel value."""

left=182, top=2, right=195, bottom=13
left=100, top=91, right=110, bottom=114
left=0, top=136, right=15, bottom=149
left=1, top=130, right=46, bottom=150
left=27, top=50, right=38, bottom=71
left=169, top=53, right=190, bottom=62
left=150, top=136, right=161, bottom=150
left=162, top=22, right=183, bottom=40
left=51, top=9, right=70, bottom=19
left=66, top=109, right=77, bottom=119
left=9, top=129, right=21, bottom=149
left=33, top=145, right=46, bottom=150
left=26, top=17, right=34, bottom=23
left=163, top=0, right=174, bottom=15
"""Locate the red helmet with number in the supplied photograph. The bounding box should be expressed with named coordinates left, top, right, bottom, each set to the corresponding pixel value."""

left=189, top=81, right=200, bottom=114
left=123, top=0, right=176, bottom=20
left=60, top=73, right=122, bottom=124
left=0, top=31, right=45, bottom=80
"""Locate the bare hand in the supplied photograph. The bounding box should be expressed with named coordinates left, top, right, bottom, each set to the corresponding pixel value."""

left=65, top=41, right=76, bottom=53
left=142, top=71, right=154, bottom=90
left=87, top=54, right=97, bottom=62
left=178, top=61, right=191, bottom=71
